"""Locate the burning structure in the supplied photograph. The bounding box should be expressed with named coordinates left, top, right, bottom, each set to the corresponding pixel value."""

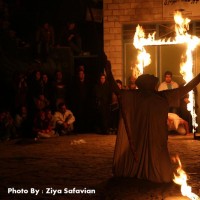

left=133, top=11, right=200, bottom=133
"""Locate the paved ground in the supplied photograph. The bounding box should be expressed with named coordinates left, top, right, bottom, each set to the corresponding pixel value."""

left=0, top=133, right=200, bottom=200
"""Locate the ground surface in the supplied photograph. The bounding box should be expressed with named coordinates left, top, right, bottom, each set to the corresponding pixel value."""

left=0, top=133, right=200, bottom=200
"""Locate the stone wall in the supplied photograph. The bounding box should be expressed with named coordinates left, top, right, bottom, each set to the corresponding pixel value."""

left=103, top=0, right=200, bottom=131
left=103, top=0, right=200, bottom=81
left=103, top=0, right=164, bottom=80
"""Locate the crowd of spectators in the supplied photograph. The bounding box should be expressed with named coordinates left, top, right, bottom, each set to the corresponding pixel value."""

left=0, top=0, right=116, bottom=141
left=0, top=64, right=124, bottom=141
left=0, top=62, right=192, bottom=141
left=0, top=0, right=193, bottom=142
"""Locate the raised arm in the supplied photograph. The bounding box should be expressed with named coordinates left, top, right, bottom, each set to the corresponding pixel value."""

left=179, top=74, right=200, bottom=97
left=161, top=73, right=200, bottom=106
left=105, top=59, right=120, bottom=95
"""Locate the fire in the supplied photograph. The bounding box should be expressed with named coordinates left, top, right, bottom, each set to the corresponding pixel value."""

left=133, top=25, right=152, bottom=77
left=175, top=11, right=200, bottom=133
left=173, top=156, right=200, bottom=200
left=133, top=11, right=200, bottom=132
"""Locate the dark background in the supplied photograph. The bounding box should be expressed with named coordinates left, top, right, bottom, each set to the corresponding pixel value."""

left=0, top=0, right=103, bottom=107
left=7, top=0, right=103, bottom=53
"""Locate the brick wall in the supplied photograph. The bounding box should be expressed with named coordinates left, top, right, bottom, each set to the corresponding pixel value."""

left=103, top=0, right=165, bottom=81
left=104, top=0, right=200, bottom=132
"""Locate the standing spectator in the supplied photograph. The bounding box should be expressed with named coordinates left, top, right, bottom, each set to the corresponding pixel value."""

left=14, top=105, right=29, bottom=137
left=127, top=75, right=137, bottom=90
left=52, top=70, right=67, bottom=111
left=27, top=69, right=42, bottom=111
left=53, top=102, right=75, bottom=135
left=40, top=73, right=53, bottom=105
left=12, top=72, right=28, bottom=113
left=0, top=109, right=16, bottom=141
left=70, top=69, right=91, bottom=133
left=93, top=73, right=112, bottom=134
left=58, top=22, right=82, bottom=55
left=35, top=22, right=55, bottom=62
left=158, top=71, right=179, bottom=91
left=158, top=71, right=179, bottom=114
left=27, top=69, right=42, bottom=100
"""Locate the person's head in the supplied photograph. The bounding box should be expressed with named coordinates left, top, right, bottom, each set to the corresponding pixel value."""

left=20, top=106, right=28, bottom=116
left=135, top=74, right=159, bottom=90
left=35, top=70, right=41, bottom=81
left=128, top=76, right=136, bottom=90
left=164, top=71, right=173, bottom=84
left=99, top=73, right=106, bottom=84
left=78, top=65, right=85, bottom=71
left=39, top=111, right=46, bottom=120
left=38, top=94, right=45, bottom=101
left=0, top=111, right=6, bottom=121
left=42, top=73, right=48, bottom=83
left=78, top=70, right=85, bottom=82
left=68, top=22, right=76, bottom=30
left=116, top=79, right=122, bottom=89
left=58, top=102, right=67, bottom=114
left=45, top=109, right=52, bottom=119
left=43, top=22, right=49, bottom=29
left=56, top=71, right=63, bottom=81
left=129, top=83, right=136, bottom=90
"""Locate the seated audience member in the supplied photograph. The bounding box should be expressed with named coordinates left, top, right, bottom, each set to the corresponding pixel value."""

left=34, top=93, right=50, bottom=111
left=33, top=110, right=56, bottom=139
left=53, top=102, right=75, bottom=135
left=0, top=109, right=16, bottom=140
left=14, top=105, right=29, bottom=137
left=167, top=112, right=190, bottom=135
left=45, top=108, right=55, bottom=132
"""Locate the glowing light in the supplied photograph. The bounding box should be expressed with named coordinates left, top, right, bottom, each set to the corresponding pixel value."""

left=173, top=156, right=200, bottom=200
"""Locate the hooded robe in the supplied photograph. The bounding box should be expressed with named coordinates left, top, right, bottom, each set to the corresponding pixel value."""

left=105, top=61, right=200, bottom=183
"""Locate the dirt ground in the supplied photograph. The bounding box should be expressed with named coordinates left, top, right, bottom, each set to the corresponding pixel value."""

left=0, top=133, right=200, bottom=200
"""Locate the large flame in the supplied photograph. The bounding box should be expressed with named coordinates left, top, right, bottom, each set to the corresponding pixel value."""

left=173, top=156, right=200, bottom=200
left=175, top=11, right=200, bottom=132
left=133, top=11, right=200, bottom=132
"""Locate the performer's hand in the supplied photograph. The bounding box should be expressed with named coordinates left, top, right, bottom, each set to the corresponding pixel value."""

left=100, top=51, right=107, bottom=67
left=106, top=60, right=112, bottom=72
left=102, top=51, right=107, bottom=62
left=101, top=51, right=112, bottom=73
